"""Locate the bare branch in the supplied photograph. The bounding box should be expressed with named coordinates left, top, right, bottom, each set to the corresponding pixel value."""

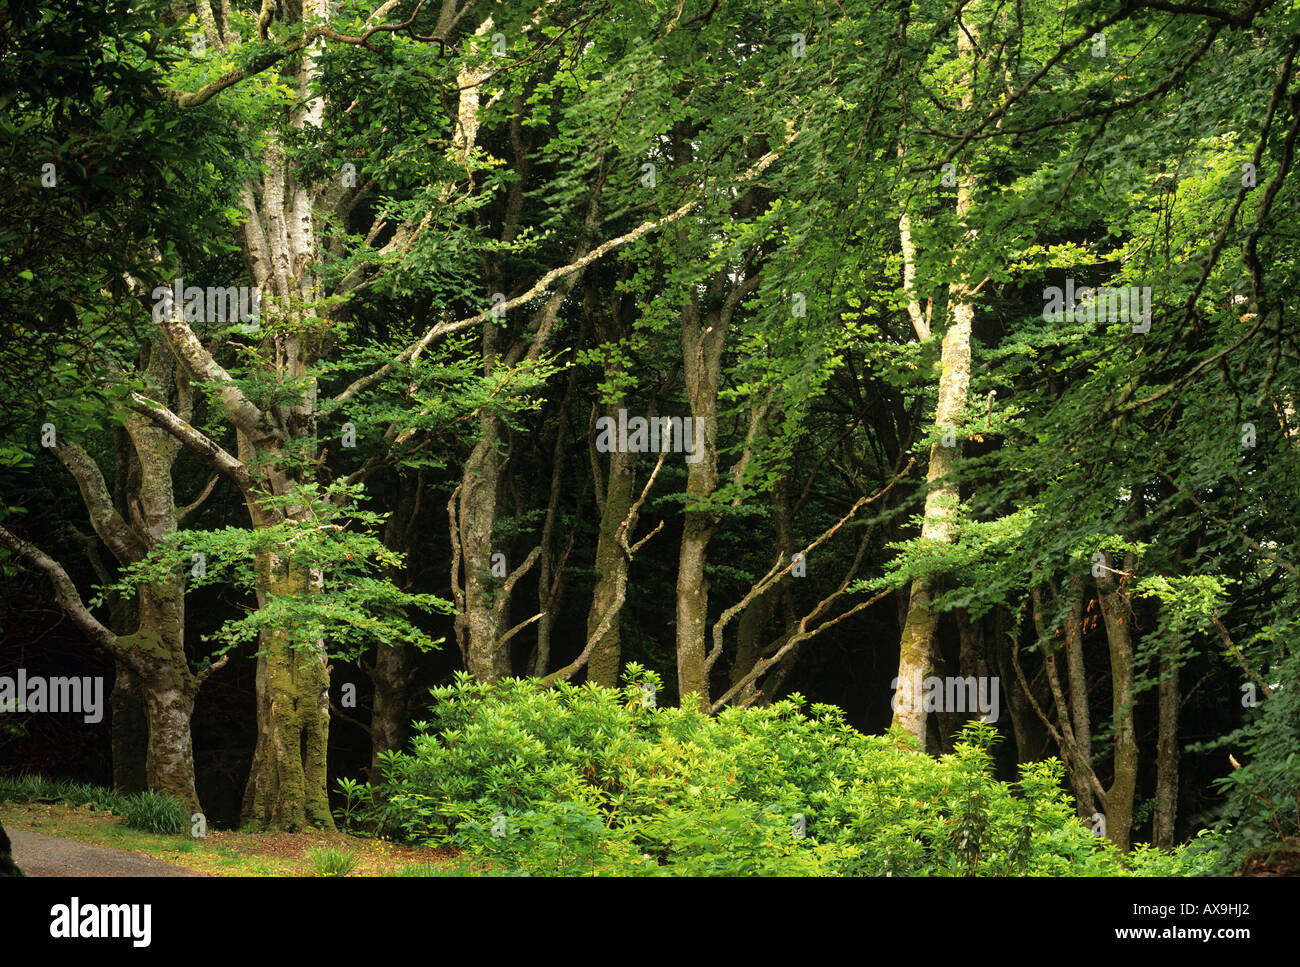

left=52, top=441, right=145, bottom=565
left=333, top=143, right=789, bottom=406
left=126, top=393, right=254, bottom=493
left=706, top=457, right=914, bottom=677
left=0, top=526, right=120, bottom=658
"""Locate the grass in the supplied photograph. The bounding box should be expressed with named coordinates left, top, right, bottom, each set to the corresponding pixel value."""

left=121, top=789, right=188, bottom=834
left=305, top=845, right=360, bottom=876
left=0, top=778, right=476, bottom=876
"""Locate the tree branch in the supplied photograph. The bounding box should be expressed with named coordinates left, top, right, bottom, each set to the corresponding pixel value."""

left=52, top=441, right=145, bottom=565
left=126, top=393, right=254, bottom=493
left=333, top=142, right=789, bottom=406
left=0, top=526, right=120, bottom=658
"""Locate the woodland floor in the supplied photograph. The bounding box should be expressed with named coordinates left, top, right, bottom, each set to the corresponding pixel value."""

left=0, top=802, right=467, bottom=876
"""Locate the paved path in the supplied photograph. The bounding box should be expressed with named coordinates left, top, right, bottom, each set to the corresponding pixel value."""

left=8, top=830, right=202, bottom=877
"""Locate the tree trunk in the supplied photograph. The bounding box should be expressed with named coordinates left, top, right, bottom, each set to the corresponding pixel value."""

left=106, top=585, right=147, bottom=796
left=241, top=556, right=333, bottom=831
left=1097, top=552, right=1138, bottom=852
left=891, top=22, right=977, bottom=746
left=995, top=607, right=1047, bottom=763
left=675, top=514, right=714, bottom=709
left=369, top=476, right=420, bottom=777
left=675, top=291, right=732, bottom=710
left=458, top=415, right=511, bottom=682
left=1063, top=578, right=1091, bottom=769
left=369, top=641, right=410, bottom=781
left=730, top=585, right=776, bottom=703
left=1032, top=584, right=1097, bottom=817
left=110, top=661, right=148, bottom=796
left=1153, top=632, right=1180, bottom=847
left=587, top=404, right=634, bottom=687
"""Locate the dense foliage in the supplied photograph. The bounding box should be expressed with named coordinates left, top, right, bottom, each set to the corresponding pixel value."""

left=1, top=0, right=1297, bottom=874
left=353, top=672, right=1220, bottom=875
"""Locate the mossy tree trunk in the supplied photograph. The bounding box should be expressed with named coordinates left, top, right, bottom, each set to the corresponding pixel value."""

left=241, top=553, right=333, bottom=831
left=7, top=335, right=211, bottom=816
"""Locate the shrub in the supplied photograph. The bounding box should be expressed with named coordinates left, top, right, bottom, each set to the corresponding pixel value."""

left=121, top=790, right=187, bottom=835
left=356, top=666, right=1212, bottom=876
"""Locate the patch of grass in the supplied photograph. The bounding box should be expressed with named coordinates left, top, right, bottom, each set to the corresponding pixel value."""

left=66, top=782, right=129, bottom=814
left=121, top=790, right=187, bottom=835
left=0, top=773, right=66, bottom=803
left=305, top=846, right=359, bottom=877
left=0, top=774, right=130, bottom=814
left=394, top=854, right=501, bottom=877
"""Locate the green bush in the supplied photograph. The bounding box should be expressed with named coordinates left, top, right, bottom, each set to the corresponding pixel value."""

left=121, top=790, right=187, bottom=835
left=357, top=667, right=1215, bottom=876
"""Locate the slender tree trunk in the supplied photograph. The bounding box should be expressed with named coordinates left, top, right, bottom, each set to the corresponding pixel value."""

left=1153, top=632, right=1180, bottom=847
left=1063, top=578, right=1091, bottom=768
left=995, top=608, right=1047, bottom=762
left=587, top=403, right=634, bottom=687
left=891, top=22, right=977, bottom=746
left=674, top=289, right=736, bottom=710
left=1032, top=584, right=1098, bottom=816
left=1097, top=551, right=1138, bottom=852
left=459, top=414, right=511, bottom=682
left=730, top=585, right=776, bottom=703
left=675, top=303, right=719, bottom=709
left=368, top=475, right=420, bottom=777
